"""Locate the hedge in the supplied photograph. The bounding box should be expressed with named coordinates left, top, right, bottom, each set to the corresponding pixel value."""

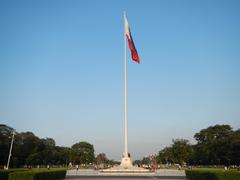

left=0, top=170, right=12, bottom=180
left=186, top=169, right=240, bottom=180
left=8, top=169, right=66, bottom=180
left=0, top=169, right=27, bottom=180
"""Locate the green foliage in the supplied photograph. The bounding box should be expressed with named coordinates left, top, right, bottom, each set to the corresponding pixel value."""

left=157, top=139, right=193, bottom=165
left=9, top=171, right=33, bottom=180
left=158, top=147, right=173, bottom=164
left=71, top=141, right=95, bottom=164
left=0, top=125, right=14, bottom=166
left=0, top=170, right=13, bottom=180
left=96, top=153, right=108, bottom=165
left=192, top=125, right=240, bottom=165
left=186, top=169, right=218, bottom=180
left=0, top=124, right=95, bottom=167
left=1, top=123, right=240, bottom=167
left=0, top=169, right=27, bottom=180
left=8, top=169, right=66, bottom=180
left=185, top=169, right=240, bottom=180
left=141, top=157, right=151, bottom=165
left=157, top=124, right=240, bottom=166
left=171, top=139, right=193, bottom=165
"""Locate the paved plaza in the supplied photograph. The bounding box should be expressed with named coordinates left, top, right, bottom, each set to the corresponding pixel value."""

left=65, top=169, right=186, bottom=180
left=65, top=177, right=186, bottom=180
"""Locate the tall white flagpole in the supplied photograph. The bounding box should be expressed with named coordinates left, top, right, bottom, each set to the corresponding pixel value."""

left=120, top=11, right=132, bottom=168
left=123, top=12, right=128, bottom=159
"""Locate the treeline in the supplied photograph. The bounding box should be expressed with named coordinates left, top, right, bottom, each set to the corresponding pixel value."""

left=156, top=124, right=240, bottom=166
left=0, top=124, right=96, bottom=168
left=1, top=124, right=240, bottom=168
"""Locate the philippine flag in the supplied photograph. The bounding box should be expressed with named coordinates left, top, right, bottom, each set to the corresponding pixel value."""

left=125, top=17, right=140, bottom=64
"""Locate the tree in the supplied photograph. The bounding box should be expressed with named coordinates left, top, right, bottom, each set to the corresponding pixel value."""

left=42, top=138, right=56, bottom=147
left=0, top=124, right=95, bottom=167
left=193, top=124, right=236, bottom=165
left=96, top=153, right=108, bottom=168
left=141, top=156, right=151, bottom=165
left=2, top=123, right=239, bottom=167
left=71, top=141, right=95, bottom=165
left=194, top=125, right=233, bottom=144
left=56, top=147, right=72, bottom=165
left=158, top=147, right=174, bottom=164
left=96, top=153, right=107, bottom=165
left=157, top=139, right=193, bottom=165
left=190, top=144, right=210, bottom=165
left=229, top=129, right=240, bottom=165
left=133, top=159, right=142, bottom=166
left=25, top=138, right=69, bottom=166
left=15, top=131, right=40, bottom=166
left=0, top=124, right=14, bottom=166
left=171, top=139, right=193, bottom=165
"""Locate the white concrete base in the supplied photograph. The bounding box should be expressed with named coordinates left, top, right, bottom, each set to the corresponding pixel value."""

left=66, top=169, right=186, bottom=176
left=100, top=164, right=151, bottom=174
left=120, top=157, right=133, bottom=169
left=100, top=156, right=151, bottom=174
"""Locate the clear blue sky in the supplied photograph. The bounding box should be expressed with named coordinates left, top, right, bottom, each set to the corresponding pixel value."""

left=1, top=0, right=240, bottom=160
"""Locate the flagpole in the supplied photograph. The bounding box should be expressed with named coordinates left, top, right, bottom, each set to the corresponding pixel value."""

left=120, top=12, right=132, bottom=168
left=123, top=11, right=128, bottom=158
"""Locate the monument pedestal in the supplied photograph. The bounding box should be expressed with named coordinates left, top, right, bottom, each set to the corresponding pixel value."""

left=100, top=156, right=151, bottom=174
left=120, top=156, right=133, bottom=169
left=100, top=165, right=152, bottom=174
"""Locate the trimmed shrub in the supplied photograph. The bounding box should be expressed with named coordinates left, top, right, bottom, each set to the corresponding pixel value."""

left=215, top=171, right=240, bottom=180
left=186, top=169, right=217, bottom=180
left=9, top=169, right=66, bottom=180
left=0, top=170, right=11, bottom=180
left=0, top=169, right=27, bottom=180
left=9, top=171, right=34, bottom=180
left=186, top=169, right=240, bottom=180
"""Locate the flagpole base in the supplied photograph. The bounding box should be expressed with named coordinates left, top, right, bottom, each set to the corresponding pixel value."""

left=120, top=157, right=133, bottom=169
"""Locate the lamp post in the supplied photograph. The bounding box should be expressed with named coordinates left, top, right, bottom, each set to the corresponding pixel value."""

left=6, top=130, right=15, bottom=170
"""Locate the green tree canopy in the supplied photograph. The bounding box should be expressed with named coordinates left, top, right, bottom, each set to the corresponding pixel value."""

left=157, top=139, right=193, bottom=165
left=71, top=141, right=95, bottom=164
left=192, top=124, right=239, bottom=165
left=0, top=124, right=14, bottom=166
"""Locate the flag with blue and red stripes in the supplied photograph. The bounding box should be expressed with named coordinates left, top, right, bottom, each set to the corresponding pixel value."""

left=125, top=17, right=140, bottom=64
